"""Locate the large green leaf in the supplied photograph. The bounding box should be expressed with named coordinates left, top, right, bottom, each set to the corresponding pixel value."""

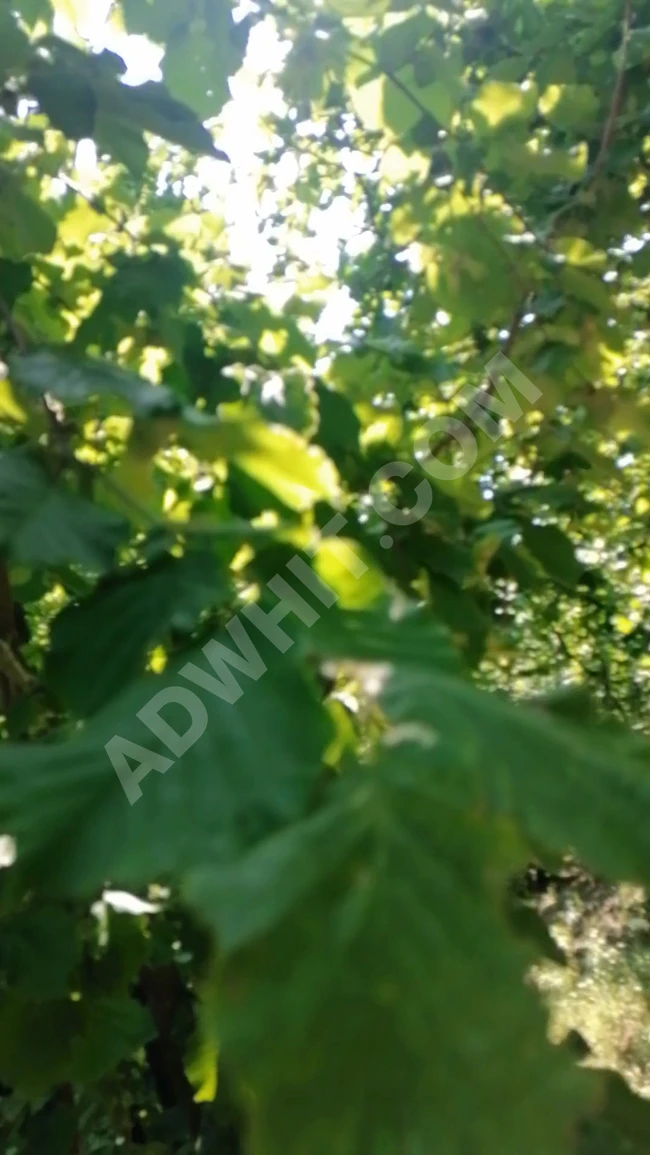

left=0, top=9, right=31, bottom=81
left=0, top=168, right=56, bottom=260
left=0, top=993, right=154, bottom=1097
left=162, top=0, right=249, bottom=119
left=520, top=522, right=583, bottom=587
left=190, top=765, right=592, bottom=1155
left=0, top=904, right=79, bottom=1000
left=99, top=79, right=226, bottom=157
left=303, top=610, right=650, bottom=882
left=473, top=79, right=537, bottom=130
left=94, top=111, right=149, bottom=177
left=10, top=349, right=181, bottom=417
left=46, top=548, right=230, bottom=715
left=29, top=58, right=97, bottom=138
left=0, top=631, right=332, bottom=893
left=0, top=450, right=128, bottom=570
left=182, top=410, right=340, bottom=510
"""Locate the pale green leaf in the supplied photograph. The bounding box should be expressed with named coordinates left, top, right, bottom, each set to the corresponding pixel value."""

left=473, top=80, right=537, bottom=129
left=182, top=411, right=340, bottom=510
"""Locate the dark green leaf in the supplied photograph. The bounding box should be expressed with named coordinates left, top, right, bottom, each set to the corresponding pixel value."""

left=0, top=167, right=56, bottom=259
left=10, top=349, right=181, bottom=417
left=520, top=522, right=583, bottom=587
left=0, top=634, right=332, bottom=893
left=0, top=450, right=128, bottom=570
left=46, top=548, right=229, bottom=715
left=200, top=766, right=592, bottom=1155
left=0, top=994, right=154, bottom=1097
left=29, top=62, right=97, bottom=139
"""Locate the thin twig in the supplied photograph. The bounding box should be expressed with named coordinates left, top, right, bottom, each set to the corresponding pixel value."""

left=58, top=172, right=136, bottom=240
left=547, top=0, right=632, bottom=233
left=590, top=0, right=632, bottom=185
left=347, top=48, right=433, bottom=120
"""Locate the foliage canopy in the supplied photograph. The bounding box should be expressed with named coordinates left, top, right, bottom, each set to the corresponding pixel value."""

left=1, top=0, right=650, bottom=1151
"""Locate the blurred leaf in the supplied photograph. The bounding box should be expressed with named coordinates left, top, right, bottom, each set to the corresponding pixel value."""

left=0, top=449, right=128, bottom=570
left=46, top=548, right=229, bottom=715
left=10, top=349, right=181, bottom=417
left=473, top=80, right=537, bottom=129
left=0, top=168, right=56, bottom=260
left=29, top=60, right=97, bottom=138
left=305, top=610, right=650, bottom=881
left=0, top=905, right=79, bottom=1000
left=182, top=411, right=340, bottom=510
left=539, top=84, right=599, bottom=132
left=162, top=0, right=249, bottom=119
left=198, top=766, right=591, bottom=1155
left=100, top=79, right=225, bottom=157
left=0, top=994, right=154, bottom=1097
left=520, top=522, right=582, bottom=587
left=0, top=633, right=332, bottom=893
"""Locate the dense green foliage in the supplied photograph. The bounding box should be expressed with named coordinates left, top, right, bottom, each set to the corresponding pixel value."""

left=1, top=0, right=650, bottom=1150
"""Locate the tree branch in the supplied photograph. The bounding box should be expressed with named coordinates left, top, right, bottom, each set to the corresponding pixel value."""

left=590, top=0, right=632, bottom=185
left=347, top=48, right=433, bottom=120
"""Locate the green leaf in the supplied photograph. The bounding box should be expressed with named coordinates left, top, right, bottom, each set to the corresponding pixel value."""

left=520, top=522, right=583, bottom=587
left=162, top=0, right=249, bottom=120
left=0, top=632, right=332, bottom=893
left=473, top=80, right=537, bottom=130
left=182, top=410, right=340, bottom=511
left=554, top=237, right=607, bottom=271
left=0, top=167, right=56, bottom=260
left=315, top=384, right=361, bottom=459
left=426, top=211, right=524, bottom=323
left=10, top=349, right=181, bottom=418
left=0, top=994, right=154, bottom=1097
left=121, top=0, right=179, bottom=39
left=417, top=78, right=456, bottom=127
left=625, top=26, right=650, bottom=69
left=249, top=371, right=318, bottom=436
left=426, top=576, right=490, bottom=663
left=352, top=73, right=417, bottom=137
left=95, top=111, right=149, bottom=177
left=0, top=905, right=79, bottom=1000
left=304, top=611, right=650, bottom=883
left=0, top=9, right=31, bottom=81
left=29, top=60, right=97, bottom=138
left=561, top=266, right=613, bottom=314
left=0, top=450, right=128, bottom=570
left=488, top=139, right=588, bottom=183
left=0, top=258, right=33, bottom=309
left=186, top=801, right=361, bottom=952
left=46, top=548, right=230, bottom=715
left=377, top=12, right=432, bottom=73
left=329, top=0, right=389, bottom=13
left=17, top=0, right=53, bottom=23
left=75, top=248, right=193, bottom=349
left=201, top=766, right=591, bottom=1155
left=539, top=84, right=599, bottom=132
left=99, top=79, right=225, bottom=157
